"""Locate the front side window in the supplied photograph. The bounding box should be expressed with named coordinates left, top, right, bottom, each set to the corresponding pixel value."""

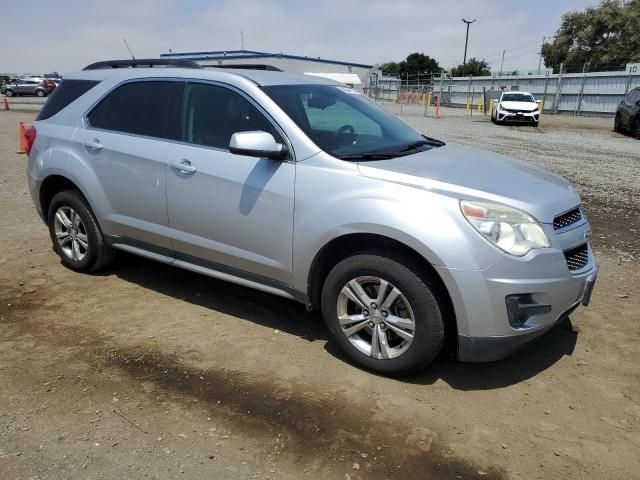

left=182, top=83, right=281, bottom=149
left=263, top=84, right=441, bottom=160
left=87, top=81, right=183, bottom=140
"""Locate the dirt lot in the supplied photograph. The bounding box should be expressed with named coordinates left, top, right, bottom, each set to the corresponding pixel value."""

left=1, top=110, right=639, bottom=480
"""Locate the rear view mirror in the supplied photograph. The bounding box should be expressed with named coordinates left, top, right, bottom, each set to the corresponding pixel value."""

left=307, top=94, right=336, bottom=110
left=229, top=131, right=288, bottom=160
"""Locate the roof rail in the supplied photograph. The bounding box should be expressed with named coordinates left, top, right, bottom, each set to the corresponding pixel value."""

left=83, top=59, right=202, bottom=70
left=204, top=64, right=283, bottom=72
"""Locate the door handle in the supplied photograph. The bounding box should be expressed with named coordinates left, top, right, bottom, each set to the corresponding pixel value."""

left=83, top=139, right=103, bottom=151
left=170, top=159, right=197, bottom=174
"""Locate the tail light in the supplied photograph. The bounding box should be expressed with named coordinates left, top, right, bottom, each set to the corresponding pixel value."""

left=24, top=125, right=36, bottom=154
left=44, top=80, right=55, bottom=89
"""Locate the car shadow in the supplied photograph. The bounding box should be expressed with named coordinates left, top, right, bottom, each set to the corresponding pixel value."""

left=105, top=252, right=326, bottom=343
left=104, top=252, right=578, bottom=391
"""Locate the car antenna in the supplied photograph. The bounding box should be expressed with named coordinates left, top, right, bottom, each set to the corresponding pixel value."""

left=123, top=38, right=136, bottom=60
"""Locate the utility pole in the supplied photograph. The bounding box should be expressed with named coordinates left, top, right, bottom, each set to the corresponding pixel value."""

left=461, top=18, right=476, bottom=74
left=499, top=50, right=505, bottom=78
left=537, top=36, right=546, bottom=74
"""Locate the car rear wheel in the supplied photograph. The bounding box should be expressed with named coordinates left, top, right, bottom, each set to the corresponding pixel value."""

left=47, top=190, right=114, bottom=272
left=321, top=251, right=445, bottom=376
left=634, top=117, right=640, bottom=140
left=36, top=89, right=45, bottom=97
left=4, top=89, right=13, bottom=97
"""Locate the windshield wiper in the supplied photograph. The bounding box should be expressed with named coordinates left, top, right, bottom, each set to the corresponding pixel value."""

left=337, top=153, right=399, bottom=161
left=398, top=137, right=445, bottom=152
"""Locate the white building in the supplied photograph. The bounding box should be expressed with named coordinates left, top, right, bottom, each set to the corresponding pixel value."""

left=160, top=49, right=379, bottom=90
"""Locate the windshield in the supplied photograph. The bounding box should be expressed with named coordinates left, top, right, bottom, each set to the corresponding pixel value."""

left=501, top=93, right=535, bottom=103
left=262, top=84, right=443, bottom=160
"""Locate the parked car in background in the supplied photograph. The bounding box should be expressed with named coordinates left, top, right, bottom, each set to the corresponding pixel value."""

left=1, top=77, right=56, bottom=97
left=614, top=87, right=640, bottom=139
left=492, top=91, right=540, bottom=126
left=25, top=59, right=597, bottom=376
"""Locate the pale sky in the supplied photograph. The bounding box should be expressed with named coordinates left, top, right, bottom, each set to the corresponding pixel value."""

left=1, top=0, right=599, bottom=74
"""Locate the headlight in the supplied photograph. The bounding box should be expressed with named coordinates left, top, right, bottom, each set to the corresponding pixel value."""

left=460, top=200, right=550, bottom=256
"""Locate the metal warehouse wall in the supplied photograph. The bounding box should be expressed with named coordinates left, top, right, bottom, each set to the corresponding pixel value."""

left=196, top=57, right=377, bottom=89
left=440, top=70, right=640, bottom=115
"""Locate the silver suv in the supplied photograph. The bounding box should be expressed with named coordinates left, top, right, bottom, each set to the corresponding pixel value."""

left=2, top=77, right=54, bottom=97
left=26, top=59, right=598, bottom=376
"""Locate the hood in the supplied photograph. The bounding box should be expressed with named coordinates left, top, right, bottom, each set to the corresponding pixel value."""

left=357, top=143, right=580, bottom=223
left=500, top=100, right=537, bottom=111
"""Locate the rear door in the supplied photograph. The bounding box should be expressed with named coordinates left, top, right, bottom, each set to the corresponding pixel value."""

left=164, top=82, right=295, bottom=285
left=73, top=80, right=184, bottom=251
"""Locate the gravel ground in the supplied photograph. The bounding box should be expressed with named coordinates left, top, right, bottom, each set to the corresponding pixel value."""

left=1, top=110, right=639, bottom=480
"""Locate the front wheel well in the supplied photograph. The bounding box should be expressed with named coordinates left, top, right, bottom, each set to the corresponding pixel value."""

left=40, top=175, right=81, bottom=221
left=307, top=233, right=457, bottom=340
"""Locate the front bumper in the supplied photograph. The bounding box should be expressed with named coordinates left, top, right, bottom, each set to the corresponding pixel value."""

left=435, top=240, right=598, bottom=363
left=457, top=263, right=598, bottom=362
left=496, top=110, right=539, bottom=123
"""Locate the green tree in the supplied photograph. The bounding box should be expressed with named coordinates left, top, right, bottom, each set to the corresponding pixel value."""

left=382, top=52, right=440, bottom=76
left=542, top=0, right=640, bottom=73
left=451, top=58, right=491, bottom=77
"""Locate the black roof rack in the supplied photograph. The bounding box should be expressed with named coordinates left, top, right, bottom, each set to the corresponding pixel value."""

left=205, top=64, right=283, bottom=72
left=83, top=59, right=202, bottom=70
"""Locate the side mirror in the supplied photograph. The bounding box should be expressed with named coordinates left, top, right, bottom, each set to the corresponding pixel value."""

left=229, top=131, right=288, bottom=160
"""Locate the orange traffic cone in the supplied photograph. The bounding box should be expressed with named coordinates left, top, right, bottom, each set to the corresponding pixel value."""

left=18, top=122, right=28, bottom=154
left=3, top=97, right=8, bottom=110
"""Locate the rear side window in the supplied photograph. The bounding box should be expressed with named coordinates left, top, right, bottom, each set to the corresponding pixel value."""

left=87, top=81, right=183, bottom=140
left=36, top=80, right=99, bottom=121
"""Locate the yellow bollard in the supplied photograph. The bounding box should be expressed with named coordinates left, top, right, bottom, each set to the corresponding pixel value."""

left=477, top=96, right=484, bottom=112
left=489, top=99, right=493, bottom=116
left=465, top=97, right=471, bottom=112
left=539, top=100, right=544, bottom=114
left=427, top=92, right=432, bottom=107
left=422, top=93, right=426, bottom=105
left=394, top=94, right=398, bottom=104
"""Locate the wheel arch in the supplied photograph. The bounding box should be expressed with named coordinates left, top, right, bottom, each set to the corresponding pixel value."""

left=39, top=174, right=94, bottom=223
left=306, top=232, right=458, bottom=341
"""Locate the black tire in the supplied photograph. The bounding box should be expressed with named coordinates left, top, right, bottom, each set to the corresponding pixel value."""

left=35, top=89, right=46, bottom=97
left=47, top=190, right=114, bottom=272
left=613, top=113, right=621, bottom=133
left=321, top=251, right=445, bottom=376
left=533, top=121, right=539, bottom=127
left=634, top=117, right=640, bottom=140
left=4, top=89, right=13, bottom=97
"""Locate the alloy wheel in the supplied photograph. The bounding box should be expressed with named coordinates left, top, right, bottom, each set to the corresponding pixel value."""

left=337, top=276, right=416, bottom=359
left=53, top=206, right=89, bottom=262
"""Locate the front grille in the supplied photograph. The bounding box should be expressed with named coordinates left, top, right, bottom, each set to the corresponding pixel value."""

left=554, top=207, right=582, bottom=230
left=564, top=243, right=589, bottom=271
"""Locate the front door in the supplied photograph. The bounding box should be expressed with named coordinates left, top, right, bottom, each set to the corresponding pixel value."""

left=165, top=82, right=295, bottom=285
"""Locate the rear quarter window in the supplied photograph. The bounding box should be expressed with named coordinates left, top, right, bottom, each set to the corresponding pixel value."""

left=36, top=80, right=100, bottom=121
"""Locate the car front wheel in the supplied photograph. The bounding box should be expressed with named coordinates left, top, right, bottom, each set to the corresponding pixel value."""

left=47, top=190, right=114, bottom=272
left=36, top=89, right=46, bottom=97
left=4, top=89, right=14, bottom=97
left=614, top=113, right=621, bottom=133
left=321, top=251, right=445, bottom=376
